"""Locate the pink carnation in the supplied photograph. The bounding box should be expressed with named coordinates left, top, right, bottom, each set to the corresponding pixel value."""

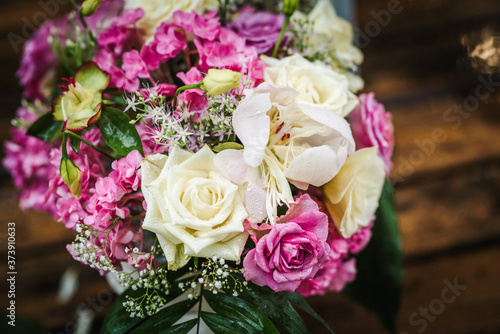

left=349, top=93, right=394, bottom=175
left=243, top=195, right=331, bottom=292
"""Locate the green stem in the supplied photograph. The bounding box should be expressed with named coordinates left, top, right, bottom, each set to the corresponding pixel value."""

left=61, top=132, right=69, bottom=157
left=272, top=15, right=291, bottom=58
left=64, top=130, right=114, bottom=159
left=196, top=285, right=203, bottom=334
left=173, top=83, right=203, bottom=109
left=69, top=0, right=97, bottom=45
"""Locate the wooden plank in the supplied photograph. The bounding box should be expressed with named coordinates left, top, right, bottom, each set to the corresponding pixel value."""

left=389, top=95, right=500, bottom=181
left=305, top=244, right=500, bottom=334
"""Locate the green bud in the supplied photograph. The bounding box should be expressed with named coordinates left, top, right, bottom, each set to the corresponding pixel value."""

left=283, top=0, right=299, bottom=16
left=81, top=0, right=104, bottom=16
left=60, top=156, right=82, bottom=198
left=200, top=69, right=243, bottom=96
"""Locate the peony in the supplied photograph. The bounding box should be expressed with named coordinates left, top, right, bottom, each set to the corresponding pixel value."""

left=124, top=0, right=218, bottom=40
left=323, top=147, right=385, bottom=238
left=141, top=145, right=248, bottom=270
left=348, top=93, right=394, bottom=175
left=243, top=195, right=330, bottom=292
left=216, top=83, right=355, bottom=222
left=261, top=54, right=358, bottom=117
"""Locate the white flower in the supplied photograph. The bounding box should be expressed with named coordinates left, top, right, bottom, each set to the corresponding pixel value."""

left=141, top=146, right=248, bottom=270
left=261, top=54, right=359, bottom=117
left=124, top=0, right=219, bottom=40
left=216, top=83, right=355, bottom=222
left=308, top=0, right=363, bottom=67
left=323, top=147, right=385, bottom=238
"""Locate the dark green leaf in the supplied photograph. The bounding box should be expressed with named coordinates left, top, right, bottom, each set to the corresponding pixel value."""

left=26, top=112, right=62, bottom=141
left=100, top=288, right=146, bottom=334
left=283, top=291, right=335, bottom=334
left=200, top=312, right=259, bottom=334
left=69, top=135, right=81, bottom=154
left=159, top=319, right=198, bottom=334
left=343, top=179, right=403, bottom=334
left=129, top=299, right=198, bottom=334
left=101, top=283, right=186, bottom=334
left=99, top=107, right=143, bottom=156
left=203, top=291, right=279, bottom=334
left=238, top=282, right=309, bottom=334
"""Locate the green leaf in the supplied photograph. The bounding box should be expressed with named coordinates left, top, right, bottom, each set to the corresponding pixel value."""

left=129, top=299, right=198, bottom=334
left=159, top=319, right=198, bottom=334
left=203, top=292, right=279, bottom=334
left=69, top=135, right=81, bottom=154
left=100, top=288, right=146, bottom=334
left=200, top=312, right=259, bottom=334
left=212, top=142, right=243, bottom=153
left=98, top=107, right=143, bottom=156
left=283, top=292, right=335, bottom=334
left=101, top=283, right=186, bottom=334
left=238, top=283, right=309, bottom=334
left=26, top=112, right=63, bottom=141
left=343, top=179, right=403, bottom=334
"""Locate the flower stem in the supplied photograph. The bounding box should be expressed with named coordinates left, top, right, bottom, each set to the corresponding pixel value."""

left=64, top=130, right=114, bottom=159
left=173, top=83, right=203, bottom=109
left=196, top=285, right=203, bottom=334
left=69, top=0, right=97, bottom=45
left=272, top=15, right=291, bottom=58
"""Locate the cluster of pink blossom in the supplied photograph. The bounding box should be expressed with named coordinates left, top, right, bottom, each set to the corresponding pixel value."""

left=3, top=108, right=58, bottom=214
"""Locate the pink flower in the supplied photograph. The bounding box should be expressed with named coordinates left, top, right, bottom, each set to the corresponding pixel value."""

left=349, top=93, right=394, bottom=175
left=122, top=50, right=149, bottom=80
left=243, top=195, right=331, bottom=292
left=154, top=22, right=187, bottom=59
left=297, top=258, right=357, bottom=296
left=109, top=150, right=143, bottom=191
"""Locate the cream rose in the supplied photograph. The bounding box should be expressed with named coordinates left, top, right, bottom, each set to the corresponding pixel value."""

left=124, top=0, right=219, bottom=40
left=261, top=54, right=359, bottom=117
left=323, top=147, right=385, bottom=238
left=141, top=145, right=248, bottom=270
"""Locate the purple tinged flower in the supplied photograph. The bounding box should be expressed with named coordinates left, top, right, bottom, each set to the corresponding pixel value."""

left=349, top=93, right=394, bottom=175
left=228, top=8, right=285, bottom=54
left=243, top=195, right=331, bottom=292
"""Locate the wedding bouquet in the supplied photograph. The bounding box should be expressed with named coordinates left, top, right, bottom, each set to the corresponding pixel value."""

left=4, top=0, right=403, bottom=332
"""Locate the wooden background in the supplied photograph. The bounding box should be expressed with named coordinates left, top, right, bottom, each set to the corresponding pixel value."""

left=1, top=0, right=500, bottom=333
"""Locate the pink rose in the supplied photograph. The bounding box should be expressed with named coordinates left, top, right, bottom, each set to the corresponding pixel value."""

left=349, top=93, right=394, bottom=175
left=243, top=195, right=331, bottom=292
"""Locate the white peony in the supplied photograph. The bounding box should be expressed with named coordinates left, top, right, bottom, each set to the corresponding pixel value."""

left=323, top=147, right=385, bottom=238
left=124, top=0, right=219, bottom=40
left=141, top=145, right=248, bottom=270
left=217, top=83, right=355, bottom=222
left=261, top=54, right=359, bottom=117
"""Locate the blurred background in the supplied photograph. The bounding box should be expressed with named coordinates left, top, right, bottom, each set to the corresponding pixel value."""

left=1, top=0, right=500, bottom=333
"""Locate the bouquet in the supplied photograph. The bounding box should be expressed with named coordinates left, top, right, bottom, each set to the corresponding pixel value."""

left=4, top=0, right=403, bottom=332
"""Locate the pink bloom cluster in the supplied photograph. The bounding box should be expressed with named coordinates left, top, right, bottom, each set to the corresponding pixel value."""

left=349, top=93, right=394, bottom=175
left=3, top=108, right=58, bottom=214
left=94, top=8, right=148, bottom=91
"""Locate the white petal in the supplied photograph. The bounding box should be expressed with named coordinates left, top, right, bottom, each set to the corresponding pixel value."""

left=233, top=91, right=272, bottom=167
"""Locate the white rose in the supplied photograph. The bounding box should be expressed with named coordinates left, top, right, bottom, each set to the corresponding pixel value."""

left=124, top=0, right=219, bottom=40
left=141, top=145, right=248, bottom=270
left=323, top=147, right=385, bottom=238
left=307, top=0, right=364, bottom=67
left=261, top=54, right=359, bottom=117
